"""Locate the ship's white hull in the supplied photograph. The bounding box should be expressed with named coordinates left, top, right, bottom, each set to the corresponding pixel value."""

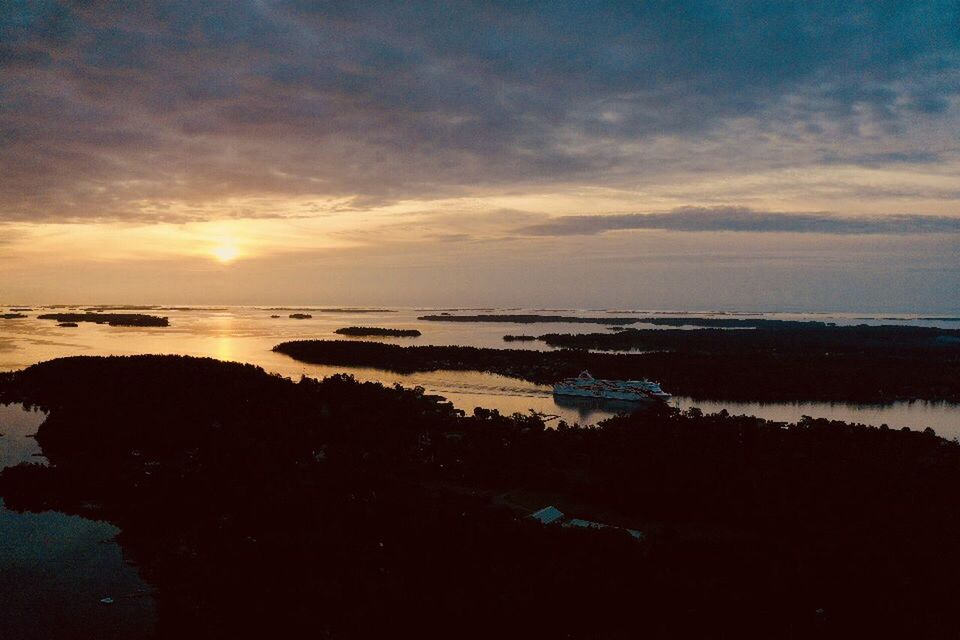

left=553, top=384, right=667, bottom=402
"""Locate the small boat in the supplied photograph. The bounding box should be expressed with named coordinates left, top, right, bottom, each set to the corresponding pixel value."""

left=553, top=370, right=671, bottom=402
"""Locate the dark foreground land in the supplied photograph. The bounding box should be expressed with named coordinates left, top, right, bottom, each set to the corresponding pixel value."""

left=2, top=356, right=960, bottom=638
left=36, top=312, right=170, bottom=327
left=274, top=324, right=960, bottom=402
left=335, top=326, right=422, bottom=337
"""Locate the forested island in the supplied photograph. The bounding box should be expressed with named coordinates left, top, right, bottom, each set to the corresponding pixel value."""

left=274, top=328, right=960, bottom=402
left=335, top=326, right=422, bottom=337
left=1, top=313, right=28, bottom=319
left=2, top=355, right=960, bottom=637
left=288, top=313, right=313, bottom=319
left=537, top=322, right=959, bottom=351
left=36, top=312, right=169, bottom=327
left=503, top=334, right=537, bottom=342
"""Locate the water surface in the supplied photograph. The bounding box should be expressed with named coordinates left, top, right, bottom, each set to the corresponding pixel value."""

left=0, top=403, right=156, bottom=639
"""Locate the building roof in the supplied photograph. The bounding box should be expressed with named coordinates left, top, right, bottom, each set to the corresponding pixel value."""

left=528, top=505, right=564, bottom=525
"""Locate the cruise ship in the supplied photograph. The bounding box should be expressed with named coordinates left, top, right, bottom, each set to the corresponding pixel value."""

left=553, top=371, right=671, bottom=402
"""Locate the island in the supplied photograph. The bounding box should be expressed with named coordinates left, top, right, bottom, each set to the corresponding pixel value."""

left=288, top=313, right=313, bottom=319
left=273, top=327, right=960, bottom=403
left=535, top=322, right=958, bottom=352
left=334, top=326, right=422, bottom=337
left=57, top=322, right=79, bottom=327
left=36, top=312, right=169, bottom=327
left=502, top=334, right=537, bottom=341
left=1, top=313, right=28, bottom=319
left=1, top=355, right=959, bottom=637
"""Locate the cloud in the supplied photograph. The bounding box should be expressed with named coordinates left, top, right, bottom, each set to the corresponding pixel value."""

left=519, top=207, right=960, bottom=236
left=820, top=151, right=944, bottom=167
left=0, top=226, right=26, bottom=257
left=0, top=2, right=958, bottom=223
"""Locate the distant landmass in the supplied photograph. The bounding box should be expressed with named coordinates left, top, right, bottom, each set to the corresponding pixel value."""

left=335, top=326, right=421, bottom=337
left=36, top=313, right=169, bottom=327
left=419, top=313, right=834, bottom=329
left=263, top=307, right=395, bottom=313
left=419, top=313, right=640, bottom=324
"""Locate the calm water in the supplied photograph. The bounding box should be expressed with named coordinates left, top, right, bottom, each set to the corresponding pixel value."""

left=1, top=306, right=958, bottom=437
left=0, top=403, right=156, bottom=639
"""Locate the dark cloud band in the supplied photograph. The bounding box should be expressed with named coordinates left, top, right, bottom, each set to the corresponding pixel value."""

left=520, top=207, right=960, bottom=236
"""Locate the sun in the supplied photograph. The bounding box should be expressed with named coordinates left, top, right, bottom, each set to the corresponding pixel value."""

left=211, top=244, right=240, bottom=263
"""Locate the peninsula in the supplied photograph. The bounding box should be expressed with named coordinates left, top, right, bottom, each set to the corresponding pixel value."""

left=273, top=329, right=960, bottom=403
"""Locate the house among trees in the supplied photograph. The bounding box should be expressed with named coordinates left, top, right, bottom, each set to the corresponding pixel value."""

left=527, top=506, right=643, bottom=541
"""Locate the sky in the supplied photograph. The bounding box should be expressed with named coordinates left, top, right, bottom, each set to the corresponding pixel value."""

left=1, top=1, right=958, bottom=311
